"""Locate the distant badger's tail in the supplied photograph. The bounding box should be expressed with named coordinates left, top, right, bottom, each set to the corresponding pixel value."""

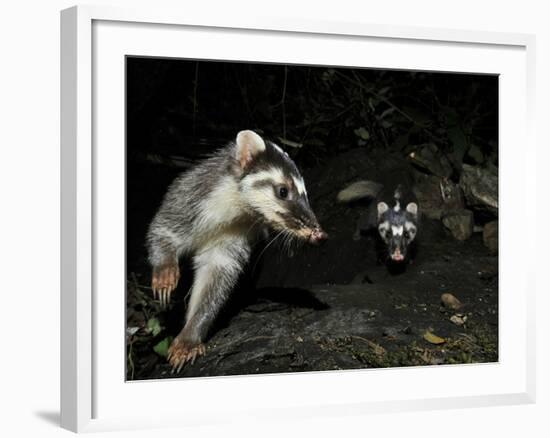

left=336, top=180, right=383, bottom=203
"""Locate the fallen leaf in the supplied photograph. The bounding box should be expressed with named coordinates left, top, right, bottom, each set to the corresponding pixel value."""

left=366, top=340, right=387, bottom=357
left=351, top=336, right=387, bottom=356
left=423, top=331, right=446, bottom=345
left=126, top=327, right=140, bottom=337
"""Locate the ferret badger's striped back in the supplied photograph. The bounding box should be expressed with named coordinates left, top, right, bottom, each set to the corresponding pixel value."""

left=146, top=130, right=327, bottom=372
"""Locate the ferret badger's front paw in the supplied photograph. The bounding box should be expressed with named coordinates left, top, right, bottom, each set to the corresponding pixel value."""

left=151, top=263, right=180, bottom=308
left=167, top=336, right=206, bottom=373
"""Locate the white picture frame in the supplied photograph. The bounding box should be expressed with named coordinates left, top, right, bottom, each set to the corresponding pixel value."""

left=60, top=4, right=536, bottom=433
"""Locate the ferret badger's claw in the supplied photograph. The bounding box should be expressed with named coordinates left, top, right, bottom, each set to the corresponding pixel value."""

left=168, top=337, right=206, bottom=373
left=151, top=263, right=180, bottom=308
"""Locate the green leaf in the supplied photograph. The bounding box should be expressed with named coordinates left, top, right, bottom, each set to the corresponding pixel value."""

left=467, top=144, right=484, bottom=164
left=368, top=97, right=377, bottom=111
left=402, top=106, right=432, bottom=126
left=379, top=107, right=395, bottom=119
left=354, top=127, right=370, bottom=141
left=146, top=317, right=162, bottom=337
left=153, top=336, right=173, bottom=358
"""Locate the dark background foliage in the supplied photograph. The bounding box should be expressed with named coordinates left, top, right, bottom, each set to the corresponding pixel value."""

left=127, top=57, right=498, bottom=171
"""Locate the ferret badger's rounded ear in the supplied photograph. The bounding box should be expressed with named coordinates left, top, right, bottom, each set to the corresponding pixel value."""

left=377, top=202, right=389, bottom=219
left=406, top=202, right=418, bottom=217
left=236, top=130, right=266, bottom=169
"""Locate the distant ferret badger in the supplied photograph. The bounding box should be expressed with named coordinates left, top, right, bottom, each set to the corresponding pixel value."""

left=338, top=179, right=419, bottom=264
left=146, top=130, right=327, bottom=371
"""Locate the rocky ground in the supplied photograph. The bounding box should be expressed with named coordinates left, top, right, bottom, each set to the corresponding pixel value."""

left=128, top=234, right=497, bottom=379
left=126, top=147, right=498, bottom=380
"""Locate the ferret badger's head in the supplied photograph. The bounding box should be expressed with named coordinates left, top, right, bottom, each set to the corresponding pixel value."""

left=234, top=130, right=327, bottom=245
left=377, top=193, right=418, bottom=263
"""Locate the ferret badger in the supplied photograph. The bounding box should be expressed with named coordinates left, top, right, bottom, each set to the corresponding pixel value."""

left=147, top=130, right=327, bottom=371
left=339, top=178, right=419, bottom=264
left=375, top=185, right=419, bottom=263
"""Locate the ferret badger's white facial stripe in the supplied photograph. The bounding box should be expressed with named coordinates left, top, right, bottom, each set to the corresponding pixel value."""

left=378, top=220, right=390, bottom=232
left=405, top=220, right=417, bottom=240
left=292, top=176, right=307, bottom=196
left=242, top=167, right=287, bottom=189
left=378, top=220, right=390, bottom=242
left=391, top=225, right=404, bottom=236
left=378, top=220, right=417, bottom=243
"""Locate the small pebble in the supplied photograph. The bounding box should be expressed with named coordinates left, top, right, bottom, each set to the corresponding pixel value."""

left=450, top=314, right=467, bottom=326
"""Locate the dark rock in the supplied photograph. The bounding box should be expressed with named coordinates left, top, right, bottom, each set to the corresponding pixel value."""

left=413, top=174, right=464, bottom=220
left=408, top=143, right=453, bottom=178
left=459, top=164, right=498, bottom=216
left=483, top=221, right=498, bottom=255
left=442, top=209, right=474, bottom=241
left=441, top=293, right=463, bottom=310
left=337, top=180, right=383, bottom=203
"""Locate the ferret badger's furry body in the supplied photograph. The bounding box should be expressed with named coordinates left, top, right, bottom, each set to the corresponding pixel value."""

left=147, top=130, right=327, bottom=371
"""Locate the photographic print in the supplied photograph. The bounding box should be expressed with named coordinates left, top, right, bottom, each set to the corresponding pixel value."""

left=125, top=57, right=498, bottom=380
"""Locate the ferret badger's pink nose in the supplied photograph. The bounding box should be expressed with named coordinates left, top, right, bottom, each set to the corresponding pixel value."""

left=391, top=250, right=404, bottom=262
left=309, top=228, right=328, bottom=245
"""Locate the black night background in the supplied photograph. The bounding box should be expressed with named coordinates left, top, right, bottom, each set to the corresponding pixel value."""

left=126, top=57, right=498, bottom=380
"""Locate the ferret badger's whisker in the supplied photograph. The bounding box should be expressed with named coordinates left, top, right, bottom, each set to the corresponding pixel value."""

left=245, top=216, right=264, bottom=238
left=252, top=229, right=286, bottom=274
left=283, top=230, right=298, bottom=257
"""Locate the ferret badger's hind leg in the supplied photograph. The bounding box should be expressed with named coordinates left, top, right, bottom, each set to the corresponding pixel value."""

left=168, top=237, right=251, bottom=372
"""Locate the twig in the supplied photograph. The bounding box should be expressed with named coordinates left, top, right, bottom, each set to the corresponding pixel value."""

left=127, top=341, right=135, bottom=380
left=192, top=61, right=199, bottom=138
left=344, top=70, right=415, bottom=123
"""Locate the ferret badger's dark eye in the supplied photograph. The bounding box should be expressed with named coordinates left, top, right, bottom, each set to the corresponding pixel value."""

left=276, top=186, right=289, bottom=199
